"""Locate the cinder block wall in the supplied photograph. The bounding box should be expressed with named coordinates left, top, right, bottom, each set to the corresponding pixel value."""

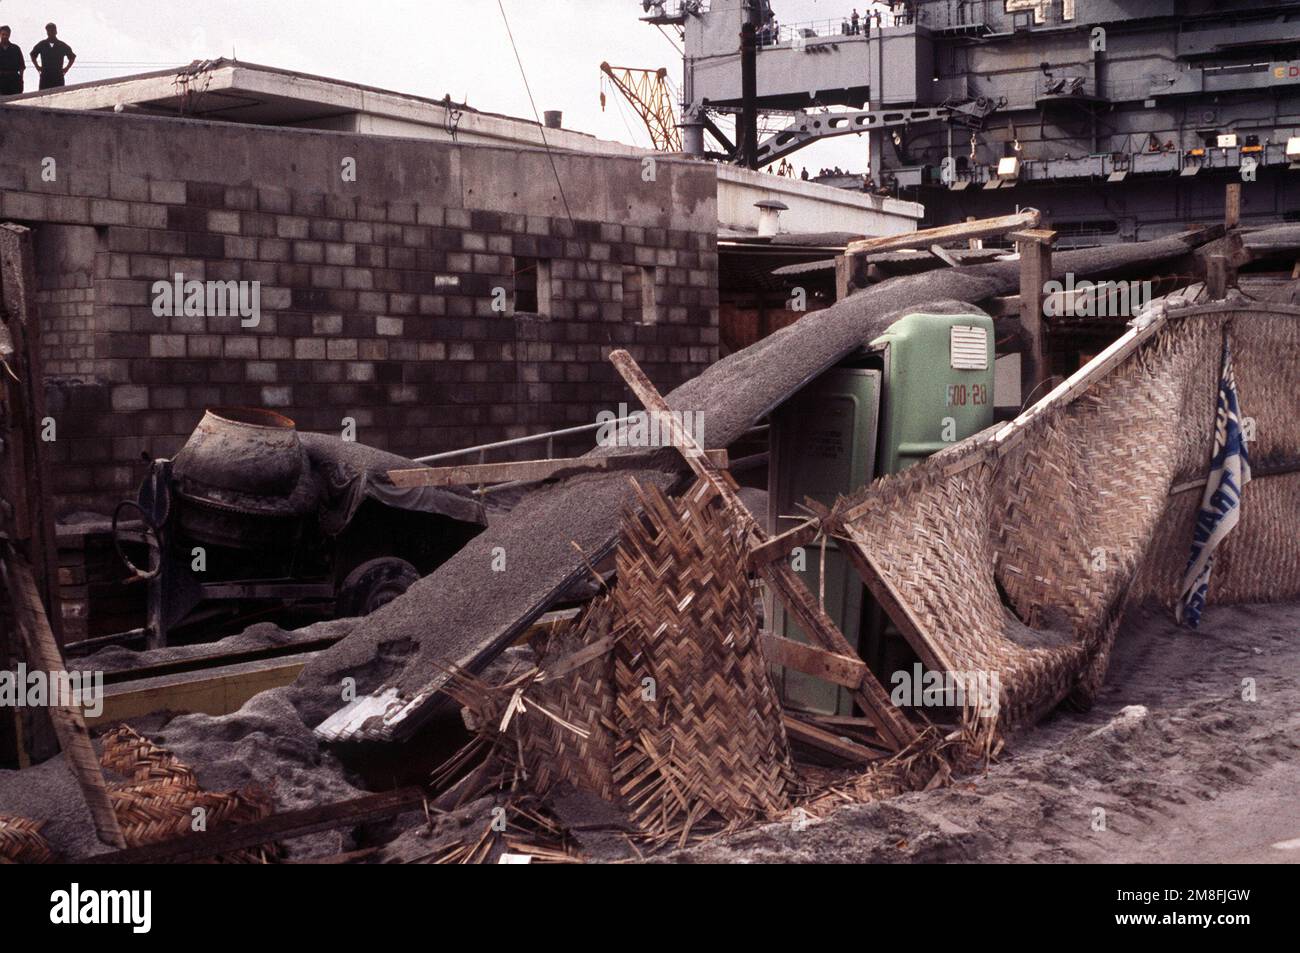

left=0, top=107, right=719, bottom=513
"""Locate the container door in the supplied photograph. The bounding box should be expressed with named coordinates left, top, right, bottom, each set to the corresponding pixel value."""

left=769, top=368, right=881, bottom=715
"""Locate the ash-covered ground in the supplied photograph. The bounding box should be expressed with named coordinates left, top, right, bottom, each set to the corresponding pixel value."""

left=2, top=601, right=1294, bottom=863
left=670, top=600, right=1300, bottom=863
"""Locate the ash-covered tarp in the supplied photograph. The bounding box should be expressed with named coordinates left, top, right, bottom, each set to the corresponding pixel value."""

left=303, top=229, right=1234, bottom=743
left=299, top=432, right=486, bottom=535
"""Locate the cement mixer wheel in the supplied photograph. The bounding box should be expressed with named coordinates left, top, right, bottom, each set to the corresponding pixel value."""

left=337, top=557, right=420, bottom=617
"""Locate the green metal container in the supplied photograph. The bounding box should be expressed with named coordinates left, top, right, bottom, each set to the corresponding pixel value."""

left=769, top=312, right=995, bottom=714
left=871, top=311, right=995, bottom=476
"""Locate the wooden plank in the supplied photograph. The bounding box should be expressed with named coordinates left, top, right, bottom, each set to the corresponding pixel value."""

left=806, top=713, right=894, bottom=740
left=607, top=349, right=918, bottom=751
left=929, top=244, right=961, bottom=267
left=748, top=518, right=818, bottom=567
left=0, top=551, right=126, bottom=848
left=782, top=714, right=885, bottom=764
left=844, top=210, right=1039, bottom=258
left=760, top=633, right=868, bottom=689
left=1007, top=227, right=1056, bottom=244
left=80, top=787, right=426, bottom=864
left=86, top=654, right=314, bottom=727
left=388, top=449, right=729, bottom=488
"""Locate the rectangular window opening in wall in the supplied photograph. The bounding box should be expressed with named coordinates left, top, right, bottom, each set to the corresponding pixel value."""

left=512, top=257, right=551, bottom=315
left=623, top=265, right=658, bottom=325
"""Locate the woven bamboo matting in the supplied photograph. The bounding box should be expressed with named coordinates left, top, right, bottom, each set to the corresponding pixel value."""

left=100, top=725, right=280, bottom=863
left=501, top=594, right=619, bottom=802
left=458, top=478, right=794, bottom=844
left=0, top=814, right=54, bottom=864
left=831, top=305, right=1299, bottom=729
left=611, top=478, right=794, bottom=841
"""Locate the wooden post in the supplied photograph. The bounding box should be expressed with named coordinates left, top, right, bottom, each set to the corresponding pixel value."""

left=1, top=223, right=65, bottom=765
left=607, top=349, right=918, bottom=751
left=0, top=553, right=127, bottom=847
left=1013, top=228, right=1056, bottom=405
left=0, top=225, right=62, bottom=639
left=1224, top=183, right=1241, bottom=229
left=834, top=253, right=853, bottom=301
left=1206, top=254, right=1227, bottom=300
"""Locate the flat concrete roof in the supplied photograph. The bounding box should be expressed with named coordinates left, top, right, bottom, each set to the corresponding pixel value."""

left=4, top=58, right=638, bottom=155
left=6, top=58, right=923, bottom=237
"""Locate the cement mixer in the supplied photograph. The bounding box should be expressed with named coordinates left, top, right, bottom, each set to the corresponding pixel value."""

left=112, top=408, right=486, bottom=647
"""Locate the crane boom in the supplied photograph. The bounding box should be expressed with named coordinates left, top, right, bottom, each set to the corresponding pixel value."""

left=599, top=62, right=682, bottom=153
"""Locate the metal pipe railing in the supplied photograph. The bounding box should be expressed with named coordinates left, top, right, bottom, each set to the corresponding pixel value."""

left=414, top=417, right=771, bottom=497
left=412, top=416, right=638, bottom=464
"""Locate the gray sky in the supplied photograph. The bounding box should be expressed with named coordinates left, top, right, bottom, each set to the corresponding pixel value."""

left=2, top=0, right=877, bottom=172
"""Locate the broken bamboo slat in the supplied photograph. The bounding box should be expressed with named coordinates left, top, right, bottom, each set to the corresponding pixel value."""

left=0, top=551, right=126, bottom=848
left=607, top=349, right=918, bottom=751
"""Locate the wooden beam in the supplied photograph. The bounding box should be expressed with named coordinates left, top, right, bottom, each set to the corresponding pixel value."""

left=782, top=714, right=885, bottom=765
left=80, top=787, right=427, bottom=864
left=834, top=537, right=958, bottom=677
left=607, top=349, right=918, bottom=751
left=844, top=210, right=1039, bottom=258
left=86, top=652, right=316, bottom=727
left=0, top=224, right=62, bottom=765
left=387, top=450, right=729, bottom=489
left=929, top=244, right=961, bottom=267
left=760, top=633, right=869, bottom=690
left=748, top=519, right=818, bottom=567
left=0, top=551, right=126, bottom=848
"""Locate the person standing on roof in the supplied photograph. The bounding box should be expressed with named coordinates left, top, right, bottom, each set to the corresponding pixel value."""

left=30, top=23, right=75, bottom=90
left=851, top=9, right=861, bottom=34
left=0, top=26, right=25, bottom=95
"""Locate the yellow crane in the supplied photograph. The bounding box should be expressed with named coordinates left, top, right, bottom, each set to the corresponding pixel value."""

left=599, top=62, right=682, bottom=153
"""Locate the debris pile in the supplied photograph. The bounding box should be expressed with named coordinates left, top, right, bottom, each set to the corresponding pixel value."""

left=451, top=478, right=795, bottom=849
left=3, top=218, right=1298, bottom=864
left=313, top=226, right=1230, bottom=745
left=423, top=290, right=1298, bottom=861
left=0, top=725, right=281, bottom=863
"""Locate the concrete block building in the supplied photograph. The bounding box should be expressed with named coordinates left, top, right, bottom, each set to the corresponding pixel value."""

left=0, top=104, right=719, bottom=512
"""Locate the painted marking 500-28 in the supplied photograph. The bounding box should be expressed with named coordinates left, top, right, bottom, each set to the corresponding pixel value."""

left=946, top=383, right=988, bottom=407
